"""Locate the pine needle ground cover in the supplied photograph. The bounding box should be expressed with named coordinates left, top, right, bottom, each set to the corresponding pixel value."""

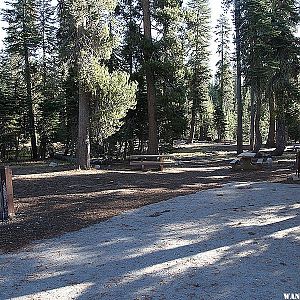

left=0, top=144, right=294, bottom=253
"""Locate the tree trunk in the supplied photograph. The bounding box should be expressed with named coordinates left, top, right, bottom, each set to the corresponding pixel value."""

left=40, top=134, right=47, bottom=159
left=24, top=46, right=38, bottom=159
left=141, top=0, right=159, bottom=155
left=15, top=134, right=20, bottom=161
left=77, top=21, right=91, bottom=169
left=253, top=90, right=262, bottom=152
left=273, top=117, right=286, bottom=156
left=249, top=87, right=255, bottom=150
left=265, top=94, right=276, bottom=148
left=273, top=98, right=286, bottom=156
left=234, top=0, right=243, bottom=154
left=77, top=82, right=91, bottom=169
left=188, top=105, right=196, bottom=143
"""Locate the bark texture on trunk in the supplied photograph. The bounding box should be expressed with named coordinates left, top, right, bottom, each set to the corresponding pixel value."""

left=249, top=87, right=255, bottom=151
left=77, top=82, right=91, bottom=169
left=24, top=46, right=38, bottom=159
left=272, top=91, right=287, bottom=156
left=253, top=90, right=262, bottom=153
left=265, top=94, right=276, bottom=148
left=234, top=0, right=243, bottom=154
left=141, top=0, right=159, bottom=154
left=77, top=21, right=91, bottom=169
left=273, top=118, right=286, bottom=156
left=188, top=105, right=196, bottom=143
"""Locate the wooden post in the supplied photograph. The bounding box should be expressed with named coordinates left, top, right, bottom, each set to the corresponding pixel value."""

left=296, top=151, right=300, bottom=178
left=0, top=166, right=15, bottom=221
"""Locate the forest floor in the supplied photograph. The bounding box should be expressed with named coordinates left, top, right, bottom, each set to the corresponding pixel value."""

left=0, top=142, right=297, bottom=253
left=1, top=181, right=299, bottom=300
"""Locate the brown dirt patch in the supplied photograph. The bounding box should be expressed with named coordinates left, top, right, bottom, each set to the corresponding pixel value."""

left=0, top=148, right=296, bottom=253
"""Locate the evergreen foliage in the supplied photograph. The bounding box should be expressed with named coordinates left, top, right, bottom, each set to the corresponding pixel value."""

left=185, top=0, right=211, bottom=142
left=154, top=0, right=188, bottom=147
left=214, top=12, right=235, bottom=141
left=2, top=0, right=40, bottom=159
left=0, top=0, right=299, bottom=162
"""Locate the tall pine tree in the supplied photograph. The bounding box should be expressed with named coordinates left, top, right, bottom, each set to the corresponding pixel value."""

left=214, top=12, right=234, bottom=141
left=185, top=0, right=211, bottom=142
left=3, top=0, right=40, bottom=159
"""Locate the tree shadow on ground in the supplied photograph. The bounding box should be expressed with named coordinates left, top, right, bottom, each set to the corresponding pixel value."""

left=0, top=183, right=299, bottom=300
left=0, top=155, right=293, bottom=252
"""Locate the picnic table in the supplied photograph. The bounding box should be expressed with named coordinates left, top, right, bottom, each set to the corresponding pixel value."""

left=230, top=152, right=264, bottom=170
left=129, top=154, right=175, bottom=171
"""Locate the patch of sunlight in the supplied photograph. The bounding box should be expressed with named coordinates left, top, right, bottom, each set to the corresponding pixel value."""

left=22, top=188, right=150, bottom=201
left=161, top=222, right=220, bottom=241
left=269, top=226, right=300, bottom=239
left=31, top=245, right=97, bottom=265
left=120, top=245, right=232, bottom=285
left=186, top=166, right=227, bottom=172
left=289, top=232, right=300, bottom=241
left=199, top=175, right=230, bottom=180
left=132, top=285, right=162, bottom=299
left=162, top=165, right=227, bottom=174
left=216, top=150, right=236, bottom=156
left=234, top=182, right=254, bottom=189
left=124, top=238, right=196, bottom=260
left=183, top=183, right=203, bottom=188
left=11, top=282, right=94, bottom=300
left=273, top=168, right=291, bottom=173
left=123, top=221, right=218, bottom=259
left=120, top=237, right=272, bottom=286
left=230, top=215, right=297, bottom=228
left=234, top=239, right=268, bottom=258
left=15, top=169, right=107, bottom=180
left=39, top=237, right=134, bottom=264
left=173, top=151, right=205, bottom=158
left=25, top=270, right=71, bottom=281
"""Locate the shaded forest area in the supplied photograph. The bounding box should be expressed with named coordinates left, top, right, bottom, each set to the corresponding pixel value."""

left=0, top=0, right=299, bottom=167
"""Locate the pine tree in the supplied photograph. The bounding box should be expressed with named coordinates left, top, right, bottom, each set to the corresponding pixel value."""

left=36, top=0, right=59, bottom=158
left=70, top=0, right=117, bottom=168
left=214, top=12, right=234, bottom=141
left=141, top=0, right=159, bottom=154
left=185, top=0, right=211, bottom=143
left=70, top=0, right=138, bottom=167
left=240, top=0, right=274, bottom=152
left=0, top=52, right=26, bottom=160
left=268, top=0, right=300, bottom=155
left=154, top=0, right=187, bottom=148
left=233, top=0, right=243, bottom=153
left=2, top=0, right=40, bottom=159
left=114, top=0, right=148, bottom=155
left=57, top=0, right=78, bottom=155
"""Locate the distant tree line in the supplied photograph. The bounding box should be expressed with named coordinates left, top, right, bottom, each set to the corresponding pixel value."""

left=0, top=0, right=299, bottom=166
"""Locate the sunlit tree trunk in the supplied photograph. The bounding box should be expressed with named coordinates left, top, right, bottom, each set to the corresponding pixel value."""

left=77, top=21, right=91, bottom=169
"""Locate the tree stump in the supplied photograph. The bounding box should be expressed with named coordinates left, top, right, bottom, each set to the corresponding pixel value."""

left=0, top=166, right=15, bottom=221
